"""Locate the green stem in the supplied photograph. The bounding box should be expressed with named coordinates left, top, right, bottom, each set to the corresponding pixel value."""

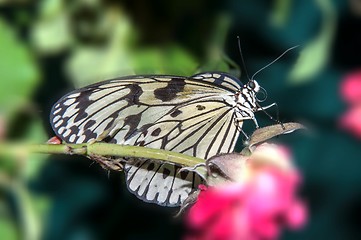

left=0, top=142, right=204, bottom=167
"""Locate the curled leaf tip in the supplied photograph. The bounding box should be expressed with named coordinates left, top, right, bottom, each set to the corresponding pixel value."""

left=248, top=122, right=306, bottom=148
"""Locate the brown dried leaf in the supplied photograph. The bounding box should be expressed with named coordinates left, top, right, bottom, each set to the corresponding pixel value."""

left=206, top=153, right=248, bottom=185
left=248, top=122, right=306, bottom=148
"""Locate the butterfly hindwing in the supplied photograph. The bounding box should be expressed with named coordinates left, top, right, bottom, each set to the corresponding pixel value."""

left=125, top=160, right=203, bottom=206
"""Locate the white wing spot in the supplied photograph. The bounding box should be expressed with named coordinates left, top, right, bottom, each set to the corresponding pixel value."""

left=213, top=73, right=221, bottom=78
left=77, top=135, right=86, bottom=142
left=58, top=127, right=65, bottom=135
left=53, top=108, right=61, bottom=114
left=63, top=105, right=78, bottom=118
left=53, top=115, right=61, bottom=122
left=54, top=119, right=63, bottom=128
left=63, top=129, right=71, bottom=137
left=63, top=98, right=76, bottom=106
left=69, top=134, right=76, bottom=142
left=169, top=178, right=191, bottom=205
left=200, top=73, right=212, bottom=78
left=67, top=93, right=80, bottom=98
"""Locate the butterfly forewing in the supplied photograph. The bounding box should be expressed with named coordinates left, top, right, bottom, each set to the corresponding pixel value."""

left=50, top=72, right=244, bottom=206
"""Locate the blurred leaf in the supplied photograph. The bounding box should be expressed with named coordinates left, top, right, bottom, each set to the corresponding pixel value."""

left=23, top=117, right=47, bottom=180
left=66, top=46, right=134, bottom=87
left=0, top=217, right=18, bottom=240
left=0, top=116, right=46, bottom=179
left=198, top=14, right=239, bottom=75
left=199, top=54, right=231, bottom=73
left=65, top=7, right=136, bottom=87
left=0, top=19, right=40, bottom=121
left=66, top=6, right=199, bottom=85
left=271, top=0, right=292, bottom=27
left=160, top=46, right=198, bottom=75
left=289, top=0, right=336, bottom=84
left=132, top=46, right=198, bottom=76
left=14, top=183, right=42, bottom=240
left=31, top=0, right=72, bottom=54
left=132, top=48, right=165, bottom=74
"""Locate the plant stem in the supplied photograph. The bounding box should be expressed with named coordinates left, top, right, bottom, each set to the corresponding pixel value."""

left=0, top=142, right=204, bottom=167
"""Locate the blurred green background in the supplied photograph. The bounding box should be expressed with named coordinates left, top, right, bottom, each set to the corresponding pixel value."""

left=0, top=0, right=360, bottom=239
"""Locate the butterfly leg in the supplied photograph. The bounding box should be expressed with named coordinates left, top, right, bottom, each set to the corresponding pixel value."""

left=251, top=116, right=259, bottom=129
left=235, top=115, right=259, bottom=129
left=88, top=154, right=126, bottom=171
left=238, top=126, right=250, bottom=140
left=256, top=102, right=285, bottom=129
left=234, top=119, right=250, bottom=140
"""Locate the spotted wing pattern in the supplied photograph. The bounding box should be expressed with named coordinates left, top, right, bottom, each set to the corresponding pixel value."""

left=50, top=72, right=244, bottom=206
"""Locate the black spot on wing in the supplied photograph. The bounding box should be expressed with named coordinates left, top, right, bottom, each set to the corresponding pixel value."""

left=84, top=119, right=96, bottom=129
left=163, top=168, right=171, bottom=179
left=154, top=78, right=185, bottom=101
left=147, top=162, right=155, bottom=170
left=151, top=128, right=161, bottom=136
left=179, top=170, right=188, bottom=180
left=74, top=110, right=88, bottom=123
left=123, top=113, right=142, bottom=139
left=60, top=126, right=79, bottom=142
left=170, top=109, right=182, bottom=117
left=72, top=90, right=97, bottom=122
left=83, top=129, right=97, bottom=140
left=125, top=84, right=143, bottom=105
left=103, top=135, right=117, bottom=143
left=196, top=105, right=206, bottom=110
left=213, top=74, right=223, bottom=85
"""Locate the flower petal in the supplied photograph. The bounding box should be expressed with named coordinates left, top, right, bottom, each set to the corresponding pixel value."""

left=341, top=70, right=361, bottom=104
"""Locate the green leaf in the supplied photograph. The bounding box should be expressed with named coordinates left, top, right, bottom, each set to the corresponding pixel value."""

left=270, top=0, right=292, bottom=27
left=288, top=0, right=336, bottom=84
left=22, top=117, right=47, bottom=180
left=65, top=8, right=136, bottom=87
left=132, top=46, right=198, bottom=76
left=31, top=0, right=72, bottom=54
left=66, top=46, right=135, bottom=87
left=0, top=217, right=18, bottom=240
left=0, top=19, right=40, bottom=120
left=198, top=14, right=238, bottom=75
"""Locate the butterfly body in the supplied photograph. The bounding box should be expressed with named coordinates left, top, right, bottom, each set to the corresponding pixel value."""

left=50, top=72, right=266, bottom=206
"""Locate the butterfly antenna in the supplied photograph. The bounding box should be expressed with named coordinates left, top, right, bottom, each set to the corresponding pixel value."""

left=237, top=36, right=251, bottom=81
left=251, top=45, right=299, bottom=80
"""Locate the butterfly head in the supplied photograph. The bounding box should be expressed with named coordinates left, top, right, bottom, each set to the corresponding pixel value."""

left=246, top=79, right=260, bottom=92
left=236, top=79, right=267, bottom=114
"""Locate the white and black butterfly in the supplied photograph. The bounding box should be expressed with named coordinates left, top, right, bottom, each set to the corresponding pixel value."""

left=50, top=72, right=275, bottom=206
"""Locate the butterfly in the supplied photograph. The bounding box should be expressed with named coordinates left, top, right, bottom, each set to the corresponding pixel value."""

left=50, top=72, right=274, bottom=206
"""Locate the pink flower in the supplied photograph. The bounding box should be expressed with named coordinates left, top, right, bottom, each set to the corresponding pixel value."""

left=185, top=144, right=307, bottom=240
left=340, top=70, right=361, bottom=138
left=47, top=136, right=62, bottom=144
left=340, top=70, right=361, bottom=104
left=340, top=105, right=361, bottom=137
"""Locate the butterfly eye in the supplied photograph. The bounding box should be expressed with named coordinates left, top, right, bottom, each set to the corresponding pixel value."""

left=248, top=81, right=256, bottom=89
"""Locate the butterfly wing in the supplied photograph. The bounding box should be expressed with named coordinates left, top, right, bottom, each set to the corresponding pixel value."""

left=50, top=72, right=243, bottom=206
left=124, top=85, right=242, bottom=206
